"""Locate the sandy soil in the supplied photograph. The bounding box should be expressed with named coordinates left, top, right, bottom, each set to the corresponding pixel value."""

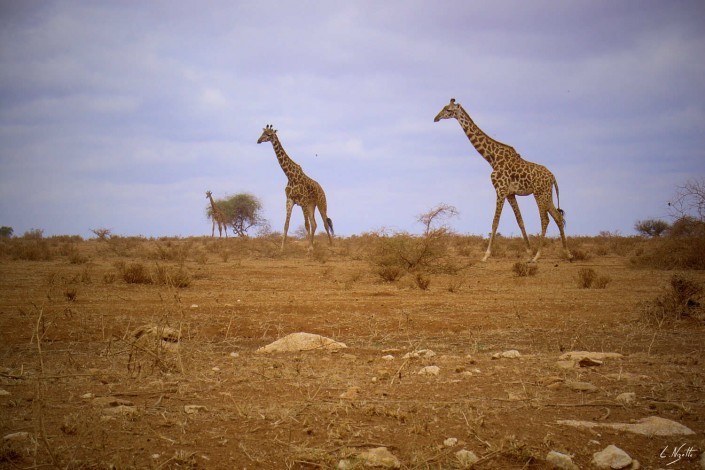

left=0, top=236, right=703, bottom=469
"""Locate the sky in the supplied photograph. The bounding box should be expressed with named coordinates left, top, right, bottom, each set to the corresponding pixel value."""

left=1, top=1, right=704, bottom=239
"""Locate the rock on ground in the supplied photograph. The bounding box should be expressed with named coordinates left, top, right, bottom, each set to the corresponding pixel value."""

left=558, top=416, right=694, bottom=436
left=546, top=450, right=579, bottom=470
left=592, top=445, right=632, bottom=469
left=256, top=332, right=347, bottom=353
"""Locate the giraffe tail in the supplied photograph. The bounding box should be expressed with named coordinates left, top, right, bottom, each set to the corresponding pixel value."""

left=553, top=179, right=567, bottom=228
left=327, top=217, right=335, bottom=236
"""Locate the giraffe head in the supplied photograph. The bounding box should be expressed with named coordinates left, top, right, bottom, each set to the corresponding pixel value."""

left=206, top=190, right=212, bottom=199
left=434, top=98, right=461, bottom=122
left=257, top=124, right=277, bottom=144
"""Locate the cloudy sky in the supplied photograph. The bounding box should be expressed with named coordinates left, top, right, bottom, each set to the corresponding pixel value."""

left=1, top=1, right=704, bottom=239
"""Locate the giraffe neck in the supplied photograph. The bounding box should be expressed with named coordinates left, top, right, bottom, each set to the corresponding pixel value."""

left=455, top=105, right=517, bottom=169
left=269, top=134, right=302, bottom=181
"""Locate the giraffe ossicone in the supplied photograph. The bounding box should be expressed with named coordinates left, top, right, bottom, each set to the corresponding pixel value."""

left=257, top=124, right=334, bottom=251
left=434, top=98, right=571, bottom=262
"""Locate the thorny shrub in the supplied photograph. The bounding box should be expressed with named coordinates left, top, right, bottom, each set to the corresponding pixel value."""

left=640, top=274, right=704, bottom=325
left=512, top=262, right=538, bottom=277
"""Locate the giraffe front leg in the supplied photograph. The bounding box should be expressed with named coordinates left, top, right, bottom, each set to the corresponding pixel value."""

left=508, top=195, right=531, bottom=258
left=483, top=198, right=505, bottom=262
left=282, top=199, right=294, bottom=251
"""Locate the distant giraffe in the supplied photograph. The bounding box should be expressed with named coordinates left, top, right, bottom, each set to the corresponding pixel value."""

left=257, top=124, right=334, bottom=251
left=434, top=98, right=571, bottom=262
left=206, top=191, right=228, bottom=238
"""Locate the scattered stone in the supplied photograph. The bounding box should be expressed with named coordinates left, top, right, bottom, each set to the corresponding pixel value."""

left=381, top=355, right=395, bottom=361
left=190, top=304, right=198, bottom=309
left=356, top=447, right=401, bottom=468
left=418, top=365, right=440, bottom=376
left=460, top=371, right=473, bottom=378
left=80, top=392, right=94, bottom=399
left=564, top=380, right=598, bottom=393
left=3, top=431, right=31, bottom=442
left=211, top=366, right=220, bottom=372
left=615, top=392, right=636, bottom=405
left=577, top=357, right=603, bottom=367
left=101, top=405, right=138, bottom=418
left=92, top=397, right=134, bottom=408
left=542, top=376, right=564, bottom=390
left=492, top=349, right=521, bottom=359
left=0, top=389, right=10, bottom=396
left=455, top=449, right=480, bottom=468
left=444, top=437, right=458, bottom=447
left=184, top=405, right=208, bottom=414
left=558, top=416, right=695, bottom=436
left=403, top=349, right=436, bottom=359
left=256, top=332, right=347, bottom=353
left=604, top=372, right=648, bottom=383
left=339, top=386, right=361, bottom=400
left=559, top=351, right=623, bottom=361
left=229, top=352, right=239, bottom=358
left=546, top=450, right=579, bottom=470
left=592, top=445, right=632, bottom=469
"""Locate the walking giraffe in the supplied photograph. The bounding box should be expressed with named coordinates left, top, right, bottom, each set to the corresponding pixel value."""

left=257, top=124, right=334, bottom=251
left=206, top=191, right=228, bottom=238
left=434, top=98, right=571, bottom=262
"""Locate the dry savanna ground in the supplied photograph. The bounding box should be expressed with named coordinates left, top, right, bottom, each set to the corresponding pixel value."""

left=0, top=233, right=704, bottom=469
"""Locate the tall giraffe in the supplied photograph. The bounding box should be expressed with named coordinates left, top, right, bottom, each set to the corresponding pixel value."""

left=434, top=98, right=571, bottom=262
left=206, top=191, right=228, bottom=238
left=257, top=124, right=334, bottom=251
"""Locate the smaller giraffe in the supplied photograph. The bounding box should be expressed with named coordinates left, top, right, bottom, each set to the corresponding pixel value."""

left=257, top=124, right=334, bottom=251
left=206, top=191, right=228, bottom=238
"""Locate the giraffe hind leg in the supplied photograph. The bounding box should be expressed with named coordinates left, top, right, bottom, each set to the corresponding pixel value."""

left=507, top=195, right=532, bottom=258
left=483, top=197, right=505, bottom=262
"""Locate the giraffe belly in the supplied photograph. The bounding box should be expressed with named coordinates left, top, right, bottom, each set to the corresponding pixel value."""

left=508, top=181, right=532, bottom=196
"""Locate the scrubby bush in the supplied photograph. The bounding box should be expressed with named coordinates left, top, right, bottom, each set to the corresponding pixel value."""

left=369, top=204, right=460, bottom=282
left=639, top=274, right=703, bottom=324
left=576, top=268, right=611, bottom=289
left=512, top=262, right=538, bottom=277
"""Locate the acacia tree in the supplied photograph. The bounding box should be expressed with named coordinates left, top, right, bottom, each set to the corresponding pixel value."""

left=206, top=193, right=267, bottom=237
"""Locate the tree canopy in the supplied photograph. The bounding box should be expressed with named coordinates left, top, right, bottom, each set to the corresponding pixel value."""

left=206, top=193, right=267, bottom=237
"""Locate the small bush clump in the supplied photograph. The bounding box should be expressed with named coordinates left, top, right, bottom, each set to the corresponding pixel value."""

left=639, top=274, right=703, bottom=324
left=576, top=268, right=611, bottom=289
left=121, top=263, right=153, bottom=285
left=512, top=262, right=538, bottom=277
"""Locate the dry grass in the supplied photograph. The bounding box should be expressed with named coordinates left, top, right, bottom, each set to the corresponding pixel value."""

left=0, top=235, right=703, bottom=468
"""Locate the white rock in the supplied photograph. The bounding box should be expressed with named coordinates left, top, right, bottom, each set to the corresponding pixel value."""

left=0, top=389, right=9, bottom=396
left=229, top=352, right=239, bottom=358
left=80, top=392, right=94, bottom=399
left=211, top=366, right=220, bottom=372
left=546, top=450, right=579, bottom=470
left=455, top=449, right=479, bottom=467
left=382, top=355, right=395, bottom=361
left=357, top=447, right=400, bottom=468
left=558, top=416, right=694, bottom=436
left=101, top=405, right=138, bottom=417
left=190, top=304, right=198, bottom=308
left=184, top=405, right=208, bottom=414
left=403, top=349, right=436, bottom=359
left=256, top=332, right=347, bottom=353
left=592, top=445, right=632, bottom=469
left=444, top=437, right=458, bottom=447
left=615, top=392, right=636, bottom=405
left=418, top=365, right=440, bottom=376
left=559, top=351, right=623, bottom=361
left=492, top=349, right=521, bottom=359
left=3, top=431, right=31, bottom=442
